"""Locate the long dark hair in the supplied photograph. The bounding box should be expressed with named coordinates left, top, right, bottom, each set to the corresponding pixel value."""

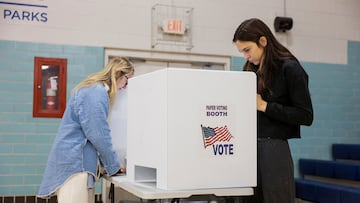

left=233, top=18, right=297, bottom=93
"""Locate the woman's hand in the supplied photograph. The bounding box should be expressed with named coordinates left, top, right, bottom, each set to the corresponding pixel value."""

left=257, top=94, right=267, bottom=112
left=119, top=166, right=126, bottom=174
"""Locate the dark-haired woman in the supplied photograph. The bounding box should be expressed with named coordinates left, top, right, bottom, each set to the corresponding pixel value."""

left=233, top=18, right=313, bottom=203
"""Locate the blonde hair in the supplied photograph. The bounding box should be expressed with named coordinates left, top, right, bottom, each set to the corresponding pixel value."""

left=73, top=57, right=134, bottom=106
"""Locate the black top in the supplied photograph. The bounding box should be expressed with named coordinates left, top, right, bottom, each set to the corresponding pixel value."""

left=258, top=59, right=313, bottom=139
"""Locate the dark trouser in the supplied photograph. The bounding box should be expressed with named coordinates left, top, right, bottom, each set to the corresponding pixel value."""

left=242, top=138, right=295, bottom=203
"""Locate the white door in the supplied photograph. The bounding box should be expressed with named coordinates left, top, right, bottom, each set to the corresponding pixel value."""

left=108, top=56, right=227, bottom=77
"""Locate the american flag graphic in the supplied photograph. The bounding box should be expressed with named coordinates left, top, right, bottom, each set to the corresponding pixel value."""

left=201, top=125, right=233, bottom=148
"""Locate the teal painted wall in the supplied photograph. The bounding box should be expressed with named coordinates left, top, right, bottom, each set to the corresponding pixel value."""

left=0, top=40, right=104, bottom=195
left=231, top=40, right=360, bottom=177
left=0, top=39, right=359, bottom=196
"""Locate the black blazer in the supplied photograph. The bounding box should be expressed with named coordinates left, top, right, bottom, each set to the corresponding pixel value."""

left=258, top=59, right=313, bottom=139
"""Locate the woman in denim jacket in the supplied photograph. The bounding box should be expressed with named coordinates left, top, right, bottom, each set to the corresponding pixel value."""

left=38, top=57, right=134, bottom=203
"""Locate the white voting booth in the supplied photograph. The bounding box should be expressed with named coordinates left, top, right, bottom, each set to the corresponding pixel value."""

left=119, top=68, right=257, bottom=191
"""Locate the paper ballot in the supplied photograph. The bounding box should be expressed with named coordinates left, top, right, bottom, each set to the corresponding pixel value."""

left=109, top=88, right=128, bottom=168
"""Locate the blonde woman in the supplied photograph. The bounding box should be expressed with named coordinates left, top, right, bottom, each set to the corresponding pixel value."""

left=38, top=57, right=134, bottom=203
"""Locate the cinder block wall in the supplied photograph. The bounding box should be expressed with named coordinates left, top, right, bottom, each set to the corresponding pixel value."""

left=0, top=39, right=359, bottom=196
left=0, top=40, right=104, bottom=195
left=231, top=40, right=360, bottom=176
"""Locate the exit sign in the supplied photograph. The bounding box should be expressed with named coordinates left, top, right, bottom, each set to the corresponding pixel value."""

left=162, top=18, right=185, bottom=35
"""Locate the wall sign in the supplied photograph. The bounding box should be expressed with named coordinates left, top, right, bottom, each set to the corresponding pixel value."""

left=0, top=1, right=48, bottom=23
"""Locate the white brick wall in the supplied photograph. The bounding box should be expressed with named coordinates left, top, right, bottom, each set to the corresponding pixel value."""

left=0, top=0, right=359, bottom=64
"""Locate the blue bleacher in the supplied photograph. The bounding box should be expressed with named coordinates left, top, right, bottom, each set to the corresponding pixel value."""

left=333, top=144, right=360, bottom=161
left=299, top=158, right=360, bottom=181
left=295, top=178, right=360, bottom=203
left=296, top=144, right=360, bottom=203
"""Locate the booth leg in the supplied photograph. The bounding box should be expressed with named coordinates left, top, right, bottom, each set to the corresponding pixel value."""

left=108, top=183, right=114, bottom=203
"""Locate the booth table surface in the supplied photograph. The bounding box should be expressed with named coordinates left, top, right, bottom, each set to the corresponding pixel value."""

left=104, top=175, right=254, bottom=200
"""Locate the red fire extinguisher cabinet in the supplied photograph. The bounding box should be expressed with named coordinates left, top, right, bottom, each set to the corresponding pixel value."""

left=33, top=57, right=67, bottom=118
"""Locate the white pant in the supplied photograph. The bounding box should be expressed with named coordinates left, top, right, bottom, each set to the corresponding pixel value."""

left=57, top=172, right=95, bottom=203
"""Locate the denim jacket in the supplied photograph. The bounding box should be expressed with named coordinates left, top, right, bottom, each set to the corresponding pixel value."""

left=38, top=83, right=120, bottom=198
